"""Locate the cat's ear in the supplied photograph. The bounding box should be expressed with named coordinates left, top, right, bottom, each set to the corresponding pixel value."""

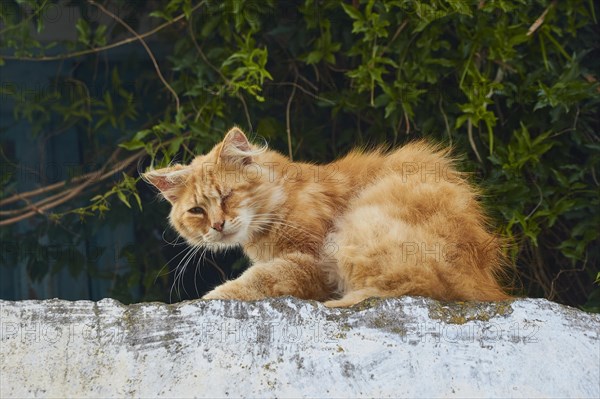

left=142, top=165, right=190, bottom=203
left=218, top=127, right=253, bottom=165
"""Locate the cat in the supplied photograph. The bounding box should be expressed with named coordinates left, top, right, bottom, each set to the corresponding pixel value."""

left=143, top=127, right=510, bottom=307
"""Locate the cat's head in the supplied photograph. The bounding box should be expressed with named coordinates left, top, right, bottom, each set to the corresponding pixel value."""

left=143, top=127, right=281, bottom=249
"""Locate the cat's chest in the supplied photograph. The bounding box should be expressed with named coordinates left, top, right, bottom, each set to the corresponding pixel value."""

left=243, top=239, right=279, bottom=263
left=242, top=234, right=324, bottom=263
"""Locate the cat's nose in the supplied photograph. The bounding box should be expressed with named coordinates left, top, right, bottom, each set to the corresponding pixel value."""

left=211, top=220, right=225, bottom=232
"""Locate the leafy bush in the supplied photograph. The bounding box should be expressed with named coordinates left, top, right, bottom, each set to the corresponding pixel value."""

left=1, top=0, right=598, bottom=309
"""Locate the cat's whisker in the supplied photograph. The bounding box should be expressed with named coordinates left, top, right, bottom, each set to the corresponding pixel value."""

left=180, top=245, right=203, bottom=299
left=169, top=246, right=192, bottom=302
left=161, top=228, right=184, bottom=246
left=170, top=244, right=201, bottom=301
left=182, top=246, right=203, bottom=295
left=194, top=245, right=212, bottom=297
left=177, top=248, right=196, bottom=299
left=158, top=244, right=196, bottom=288
left=197, top=246, right=211, bottom=278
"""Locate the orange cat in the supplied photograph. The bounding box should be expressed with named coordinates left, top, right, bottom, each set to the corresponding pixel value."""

left=144, top=127, right=510, bottom=306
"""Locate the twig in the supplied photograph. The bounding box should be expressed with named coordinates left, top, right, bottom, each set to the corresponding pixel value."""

left=468, top=118, right=483, bottom=163
left=1, top=166, right=103, bottom=208
left=525, top=179, right=544, bottom=219
left=487, top=67, right=504, bottom=98
left=188, top=17, right=252, bottom=130
left=591, top=166, right=599, bottom=187
left=527, top=1, right=556, bottom=36
left=269, top=82, right=335, bottom=104
left=286, top=77, right=298, bottom=161
left=0, top=147, right=122, bottom=207
left=390, top=20, right=409, bottom=44
left=88, top=0, right=180, bottom=112
left=12, top=192, right=47, bottom=218
left=2, top=2, right=206, bottom=62
left=1, top=187, right=76, bottom=216
left=237, top=93, right=253, bottom=132
left=403, top=109, right=411, bottom=135
left=0, top=150, right=144, bottom=226
left=382, top=20, right=409, bottom=54
left=548, top=255, right=587, bottom=300
left=438, top=98, right=452, bottom=145
left=1, top=179, right=91, bottom=225
left=188, top=19, right=228, bottom=85
left=572, top=106, right=580, bottom=132
left=0, top=148, right=124, bottom=222
left=294, top=71, right=319, bottom=92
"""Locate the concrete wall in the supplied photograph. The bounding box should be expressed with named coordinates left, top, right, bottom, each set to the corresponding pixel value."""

left=1, top=296, right=598, bottom=398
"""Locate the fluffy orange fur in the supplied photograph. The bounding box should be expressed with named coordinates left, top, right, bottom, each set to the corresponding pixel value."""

left=144, top=127, right=510, bottom=307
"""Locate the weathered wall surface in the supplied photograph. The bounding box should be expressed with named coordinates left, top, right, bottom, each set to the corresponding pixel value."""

left=1, top=296, right=598, bottom=398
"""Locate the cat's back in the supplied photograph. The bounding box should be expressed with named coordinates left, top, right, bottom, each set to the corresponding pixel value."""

left=334, top=140, right=462, bottom=189
left=327, top=141, right=508, bottom=303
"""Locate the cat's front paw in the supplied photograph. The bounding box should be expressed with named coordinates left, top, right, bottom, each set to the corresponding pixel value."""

left=323, top=299, right=348, bottom=308
left=202, top=289, right=233, bottom=300
left=202, top=281, right=262, bottom=301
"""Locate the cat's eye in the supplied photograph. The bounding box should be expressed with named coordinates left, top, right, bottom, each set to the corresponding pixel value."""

left=188, top=207, right=205, bottom=215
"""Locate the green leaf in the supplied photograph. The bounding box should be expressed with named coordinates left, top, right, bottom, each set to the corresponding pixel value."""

left=133, top=129, right=153, bottom=141
left=119, top=140, right=145, bottom=150
left=341, top=3, right=363, bottom=21
left=75, top=19, right=91, bottom=46
left=117, top=191, right=131, bottom=208
left=169, top=136, right=184, bottom=155
left=305, top=50, right=323, bottom=65
left=149, top=10, right=171, bottom=21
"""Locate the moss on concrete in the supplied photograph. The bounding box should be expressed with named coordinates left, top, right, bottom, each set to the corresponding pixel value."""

left=427, top=300, right=514, bottom=324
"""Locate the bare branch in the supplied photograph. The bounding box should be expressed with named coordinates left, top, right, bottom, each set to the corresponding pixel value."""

left=0, top=150, right=144, bottom=226
left=2, top=2, right=206, bottom=62
left=467, top=118, right=483, bottom=163
left=88, top=0, right=180, bottom=112
left=0, top=147, right=122, bottom=207
left=286, top=77, right=298, bottom=161
left=527, top=1, right=556, bottom=36
left=269, top=82, right=335, bottom=105
left=188, top=16, right=254, bottom=131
